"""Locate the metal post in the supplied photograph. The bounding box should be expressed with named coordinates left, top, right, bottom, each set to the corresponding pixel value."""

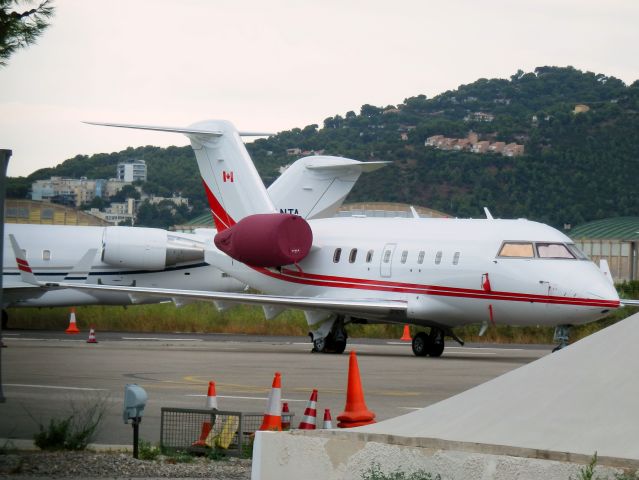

left=0, top=149, right=11, bottom=403
left=132, top=417, right=140, bottom=458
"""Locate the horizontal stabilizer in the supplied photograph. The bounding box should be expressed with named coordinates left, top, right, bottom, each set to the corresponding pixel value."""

left=622, top=299, right=639, bottom=307
left=305, top=159, right=390, bottom=173
left=83, top=121, right=273, bottom=137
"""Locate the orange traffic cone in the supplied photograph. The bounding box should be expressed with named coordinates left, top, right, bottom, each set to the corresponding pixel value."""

left=322, top=409, right=333, bottom=429
left=337, top=351, right=376, bottom=428
left=65, top=307, right=80, bottom=334
left=281, top=402, right=291, bottom=430
left=400, top=325, right=411, bottom=342
left=298, top=389, right=318, bottom=430
left=206, top=381, right=218, bottom=409
left=86, top=326, right=98, bottom=343
left=192, top=421, right=212, bottom=447
left=259, top=372, right=282, bottom=431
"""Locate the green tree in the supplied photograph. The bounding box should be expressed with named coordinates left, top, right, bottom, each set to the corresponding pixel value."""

left=0, top=0, right=54, bottom=66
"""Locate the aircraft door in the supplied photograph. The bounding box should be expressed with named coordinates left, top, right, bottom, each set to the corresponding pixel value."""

left=380, top=243, right=396, bottom=278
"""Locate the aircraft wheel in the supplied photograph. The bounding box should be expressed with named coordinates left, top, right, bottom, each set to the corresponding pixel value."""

left=411, top=332, right=429, bottom=357
left=331, top=338, right=347, bottom=354
left=312, top=337, right=326, bottom=353
left=427, top=328, right=445, bottom=357
left=428, top=341, right=445, bottom=357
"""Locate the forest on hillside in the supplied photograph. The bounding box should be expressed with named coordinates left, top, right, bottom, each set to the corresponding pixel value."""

left=9, top=66, right=639, bottom=229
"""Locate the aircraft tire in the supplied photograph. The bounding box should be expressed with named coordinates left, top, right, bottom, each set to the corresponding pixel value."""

left=427, top=341, right=445, bottom=357
left=427, top=328, right=445, bottom=357
left=411, top=332, right=429, bottom=357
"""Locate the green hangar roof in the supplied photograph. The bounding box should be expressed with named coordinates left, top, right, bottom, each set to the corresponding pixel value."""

left=569, top=217, right=639, bottom=240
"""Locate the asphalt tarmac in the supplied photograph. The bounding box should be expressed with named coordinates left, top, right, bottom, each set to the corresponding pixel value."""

left=0, top=330, right=550, bottom=445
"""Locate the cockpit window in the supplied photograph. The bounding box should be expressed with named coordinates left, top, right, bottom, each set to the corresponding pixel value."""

left=498, top=242, right=534, bottom=258
left=536, top=243, right=575, bottom=259
left=566, top=243, right=589, bottom=260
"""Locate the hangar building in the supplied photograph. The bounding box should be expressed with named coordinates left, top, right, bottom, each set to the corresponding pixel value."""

left=569, top=217, right=639, bottom=282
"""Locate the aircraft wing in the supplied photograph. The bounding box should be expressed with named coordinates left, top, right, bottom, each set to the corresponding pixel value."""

left=36, top=281, right=407, bottom=320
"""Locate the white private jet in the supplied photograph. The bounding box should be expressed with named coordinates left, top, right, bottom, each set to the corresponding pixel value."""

left=2, top=152, right=387, bottom=327
left=14, top=120, right=638, bottom=356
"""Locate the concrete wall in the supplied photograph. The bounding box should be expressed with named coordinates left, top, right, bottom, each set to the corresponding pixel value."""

left=252, top=430, right=638, bottom=480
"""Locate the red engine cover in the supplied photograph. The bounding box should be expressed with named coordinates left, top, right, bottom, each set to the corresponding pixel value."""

left=214, top=214, right=313, bottom=267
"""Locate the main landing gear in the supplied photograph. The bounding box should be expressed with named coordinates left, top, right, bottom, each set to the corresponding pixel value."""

left=411, top=328, right=445, bottom=357
left=552, top=324, right=572, bottom=352
left=410, top=327, right=464, bottom=357
left=311, top=315, right=347, bottom=354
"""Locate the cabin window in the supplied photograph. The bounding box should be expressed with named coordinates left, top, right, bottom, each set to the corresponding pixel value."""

left=435, top=251, right=442, bottom=265
left=417, top=250, right=425, bottom=264
left=536, top=243, right=575, bottom=259
left=42, top=250, right=51, bottom=261
left=400, top=250, right=408, bottom=264
left=383, top=249, right=392, bottom=263
left=349, top=248, right=358, bottom=263
left=498, top=242, right=534, bottom=258
left=365, top=250, right=374, bottom=263
left=333, top=248, right=342, bottom=263
left=452, top=251, right=460, bottom=265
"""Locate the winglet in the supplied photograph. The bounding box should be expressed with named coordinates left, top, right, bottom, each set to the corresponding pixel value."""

left=9, top=234, right=42, bottom=286
left=63, top=249, right=98, bottom=282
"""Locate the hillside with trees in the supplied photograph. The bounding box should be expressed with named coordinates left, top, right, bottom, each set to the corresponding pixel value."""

left=9, top=66, right=639, bottom=228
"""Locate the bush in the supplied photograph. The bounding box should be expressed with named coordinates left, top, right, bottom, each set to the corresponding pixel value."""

left=138, top=440, right=161, bottom=461
left=31, top=397, right=106, bottom=451
left=361, top=463, right=441, bottom=480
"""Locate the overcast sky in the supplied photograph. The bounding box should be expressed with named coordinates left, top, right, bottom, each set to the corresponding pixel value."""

left=2, top=0, right=638, bottom=177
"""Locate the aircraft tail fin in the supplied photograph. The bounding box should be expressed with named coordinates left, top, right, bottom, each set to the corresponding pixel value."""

left=85, top=120, right=276, bottom=231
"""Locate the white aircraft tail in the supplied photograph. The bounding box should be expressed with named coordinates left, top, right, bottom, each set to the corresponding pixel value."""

left=85, top=120, right=276, bottom=231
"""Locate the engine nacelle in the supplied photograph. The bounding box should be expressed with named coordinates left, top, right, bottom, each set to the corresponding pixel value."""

left=214, top=214, right=312, bottom=267
left=102, top=227, right=204, bottom=270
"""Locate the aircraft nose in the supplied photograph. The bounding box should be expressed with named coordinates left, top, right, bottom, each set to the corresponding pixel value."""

left=586, top=271, right=620, bottom=307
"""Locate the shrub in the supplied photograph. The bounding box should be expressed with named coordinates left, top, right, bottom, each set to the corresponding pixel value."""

left=361, top=463, right=441, bottom=480
left=31, top=397, right=106, bottom=451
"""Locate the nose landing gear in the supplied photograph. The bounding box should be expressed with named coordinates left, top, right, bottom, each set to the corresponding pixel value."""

left=552, top=324, right=572, bottom=352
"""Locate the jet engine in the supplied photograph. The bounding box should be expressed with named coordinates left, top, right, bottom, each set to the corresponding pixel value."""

left=214, top=213, right=312, bottom=267
left=101, top=227, right=204, bottom=270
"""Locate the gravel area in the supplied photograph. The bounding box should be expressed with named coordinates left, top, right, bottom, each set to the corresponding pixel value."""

left=0, top=451, right=252, bottom=479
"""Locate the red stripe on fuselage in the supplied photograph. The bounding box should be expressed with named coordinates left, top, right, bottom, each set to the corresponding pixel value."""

left=251, top=266, right=619, bottom=309
left=201, top=178, right=235, bottom=232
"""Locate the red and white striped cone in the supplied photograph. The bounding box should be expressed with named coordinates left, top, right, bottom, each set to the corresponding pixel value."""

left=65, top=307, right=80, bottom=334
left=259, top=372, right=282, bottom=431
left=281, top=402, right=291, bottom=430
left=322, top=409, right=333, bottom=429
left=206, top=381, right=218, bottom=409
left=86, top=326, right=98, bottom=344
left=298, top=389, right=318, bottom=430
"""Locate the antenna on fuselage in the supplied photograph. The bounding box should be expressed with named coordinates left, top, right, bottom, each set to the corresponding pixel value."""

left=409, top=206, right=420, bottom=219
